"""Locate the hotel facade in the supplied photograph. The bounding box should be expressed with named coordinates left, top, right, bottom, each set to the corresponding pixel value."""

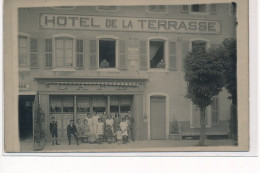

left=18, top=4, right=237, bottom=141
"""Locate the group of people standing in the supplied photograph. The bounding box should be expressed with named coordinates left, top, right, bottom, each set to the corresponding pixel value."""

left=49, top=111, right=135, bottom=146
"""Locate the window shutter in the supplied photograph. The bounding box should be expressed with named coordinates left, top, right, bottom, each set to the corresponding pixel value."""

left=89, top=40, right=98, bottom=69
left=118, top=40, right=127, bottom=70
left=209, top=4, right=217, bottom=13
left=30, top=38, right=38, bottom=68
left=76, top=39, right=84, bottom=68
left=181, top=5, right=189, bottom=13
left=139, top=41, right=147, bottom=70
left=169, top=42, right=177, bottom=71
left=182, top=41, right=190, bottom=69
left=45, top=39, right=53, bottom=68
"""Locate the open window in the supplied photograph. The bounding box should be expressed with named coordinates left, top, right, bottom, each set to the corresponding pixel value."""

left=99, top=39, right=116, bottom=68
left=149, top=40, right=165, bottom=68
left=191, top=4, right=207, bottom=13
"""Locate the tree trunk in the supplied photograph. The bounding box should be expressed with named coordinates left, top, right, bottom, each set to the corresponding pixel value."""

left=199, top=107, right=206, bottom=146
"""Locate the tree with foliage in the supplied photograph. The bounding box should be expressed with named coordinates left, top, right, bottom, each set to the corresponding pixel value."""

left=217, top=38, right=237, bottom=140
left=184, top=46, right=225, bottom=145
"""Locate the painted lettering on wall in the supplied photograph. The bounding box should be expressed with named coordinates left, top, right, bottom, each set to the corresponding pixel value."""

left=39, top=14, right=221, bottom=34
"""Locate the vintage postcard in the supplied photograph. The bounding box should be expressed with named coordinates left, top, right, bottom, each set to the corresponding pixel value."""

left=3, top=0, right=249, bottom=153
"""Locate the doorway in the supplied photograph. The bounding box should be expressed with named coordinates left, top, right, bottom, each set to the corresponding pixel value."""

left=150, top=95, right=166, bottom=140
left=19, top=95, right=35, bottom=140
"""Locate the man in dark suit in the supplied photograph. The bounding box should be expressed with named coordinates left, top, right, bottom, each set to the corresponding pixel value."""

left=50, top=117, right=60, bottom=145
left=67, top=120, right=79, bottom=145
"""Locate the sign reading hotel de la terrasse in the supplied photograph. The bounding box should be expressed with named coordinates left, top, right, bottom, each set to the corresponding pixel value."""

left=39, top=14, right=221, bottom=34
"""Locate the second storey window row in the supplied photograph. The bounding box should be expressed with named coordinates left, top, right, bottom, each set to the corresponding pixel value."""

left=20, top=35, right=178, bottom=71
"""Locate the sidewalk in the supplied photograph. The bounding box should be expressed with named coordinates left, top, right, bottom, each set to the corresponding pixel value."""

left=37, top=139, right=236, bottom=152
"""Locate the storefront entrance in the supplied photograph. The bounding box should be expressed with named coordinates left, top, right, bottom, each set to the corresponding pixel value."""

left=150, top=96, right=166, bottom=140
left=19, top=95, right=35, bottom=140
left=49, top=95, right=132, bottom=139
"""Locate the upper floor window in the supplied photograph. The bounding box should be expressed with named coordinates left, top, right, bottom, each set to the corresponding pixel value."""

left=181, top=4, right=217, bottom=14
left=191, top=4, right=207, bottom=13
left=192, top=40, right=207, bottom=53
left=99, top=39, right=116, bottom=68
left=18, top=35, right=29, bottom=67
left=96, top=6, right=118, bottom=11
left=147, top=5, right=167, bottom=13
left=55, top=37, right=73, bottom=68
left=18, top=34, right=38, bottom=69
left=150, top=40, right=165, bottom=68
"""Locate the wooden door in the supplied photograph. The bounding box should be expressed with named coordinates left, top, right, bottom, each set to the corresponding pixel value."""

left=150, top=96, right=166, bottom=140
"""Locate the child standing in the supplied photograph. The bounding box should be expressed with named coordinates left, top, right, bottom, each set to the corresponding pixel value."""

left=113, top=127, right=123, bottom=145
left=82, top=119, right=90, bottom=143
left=96, top=118, right=104, bottom=144
left=120, top=118, right=128, bottom=144
left=106, top=126, right=113, bottom=144
left=50, top=117, right=60, bottom=145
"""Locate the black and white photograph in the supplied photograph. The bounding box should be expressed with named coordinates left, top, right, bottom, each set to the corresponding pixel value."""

left=3, top=0, right=250, bottom=153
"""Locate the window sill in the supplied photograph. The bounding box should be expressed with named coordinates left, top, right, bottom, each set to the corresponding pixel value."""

left=147, top=69, right=170, bottom=73
left=96, top=68, right=120, bottom=72
left=52, top=68, right=76, bottom=72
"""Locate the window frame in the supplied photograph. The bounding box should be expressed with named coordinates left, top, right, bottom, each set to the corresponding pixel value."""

left=97, top=35, right=119, bottom=71
left=52, top=34, right=76, bottom=71
left=181, top=4, right=217, bottom=15
left=147, top=36, right=169, bottom=71
left=18, top=33, right=30, bottom=70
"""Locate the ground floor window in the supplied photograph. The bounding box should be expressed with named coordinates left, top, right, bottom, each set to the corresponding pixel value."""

left=50, top=95, right=132, bottom=115
left=99, top=39, right=116, bottom=68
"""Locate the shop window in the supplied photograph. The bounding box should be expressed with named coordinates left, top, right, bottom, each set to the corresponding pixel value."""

left=50, top=96, right=74, bottom=113
left=150, top=40, right=165, bottom=68
left=18, top=35, right=29, bottom=67
left=99, top=39, right=116, bottom=68
left=110, top=96, right=119, bottom=113
left=191, top=4, right=207, bottom=13
left=55, top=37, right=73, bottom=68
left=147, top=5, right=167, bottom=13
left=93, top=96, right=107, bottom=113
left=62, top=96, right=74, bottom=113
left=50, top=96, right=62, bottom=113
left=231, top=2, right=237, bottom=16
left=192, top=40, right=207, bottom=53
left=77, top=96, right=90, bottom=113
left=119, top=96, right=131, bottom=113
left=211, top=96, right=219, bottom=124
left=97, top=6, right=118, bottom=11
